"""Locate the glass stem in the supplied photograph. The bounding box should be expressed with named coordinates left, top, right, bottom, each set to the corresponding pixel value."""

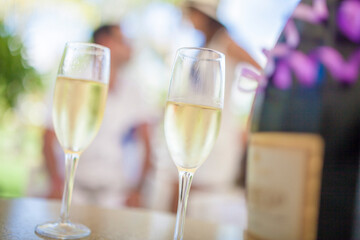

left=174, top=171, right=194, bottom=240
left=60, top=152, right=80, bottom=223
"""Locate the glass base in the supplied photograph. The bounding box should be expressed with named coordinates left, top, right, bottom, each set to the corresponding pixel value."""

left=35, top=221, right=91, bottom=239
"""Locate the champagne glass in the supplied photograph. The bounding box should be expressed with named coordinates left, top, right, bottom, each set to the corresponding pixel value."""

left=35, top=42, right=110, bottom=239
left=164, top=47, right=225, bottom=240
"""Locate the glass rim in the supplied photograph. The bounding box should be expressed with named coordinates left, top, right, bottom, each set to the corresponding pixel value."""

left=65, top=42, right=110, bottom=53
left=177, top=47, right=225, bottom=61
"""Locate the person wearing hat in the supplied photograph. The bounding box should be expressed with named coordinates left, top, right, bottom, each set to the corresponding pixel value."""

left=184, top=0, right=261, bottom=69
left=173, top=0, right=261, bottom=224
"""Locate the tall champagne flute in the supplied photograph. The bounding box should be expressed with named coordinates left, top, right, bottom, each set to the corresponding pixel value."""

left=35, top=42, right=110, bottom=239
left=164, top=47, right=225, bottom=240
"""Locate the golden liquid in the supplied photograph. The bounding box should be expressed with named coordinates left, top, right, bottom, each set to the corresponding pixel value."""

left=53, top=76, right=108, bottom=153
left=164, top=101, right=221, bottom=171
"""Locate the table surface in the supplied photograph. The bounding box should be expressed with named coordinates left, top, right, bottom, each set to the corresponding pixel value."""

left=0, top=198, right=243, bottom=240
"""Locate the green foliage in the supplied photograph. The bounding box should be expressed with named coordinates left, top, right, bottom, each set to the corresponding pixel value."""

left=0, top=22, right=42, bottom=116
left=0, top=22, right=43, bottom=197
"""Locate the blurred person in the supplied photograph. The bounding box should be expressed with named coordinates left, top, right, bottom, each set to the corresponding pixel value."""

left=43, top=24, right=153, bottom=208
left=169, top=0, right=261, bottom=224
left=184, top=0, right=260, bottom=180
left=185, top=0, right=261, bottom=69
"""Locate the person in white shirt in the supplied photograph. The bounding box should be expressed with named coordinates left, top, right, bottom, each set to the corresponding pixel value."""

left=43, top=24, right=153, bottom=208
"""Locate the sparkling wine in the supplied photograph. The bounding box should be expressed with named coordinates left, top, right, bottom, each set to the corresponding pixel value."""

left=164, top=101, right=221, bottom=172
left=53, top=76, right=108, bottom=153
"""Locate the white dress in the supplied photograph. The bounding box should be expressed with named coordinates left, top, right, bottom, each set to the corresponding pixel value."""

left=148, top=30, right=249, bottom=226
left=186, top=29, right=248, bottom=226
left=69, top=78, right=155, bottom=208
left=192, top=29, right=243, bottom=189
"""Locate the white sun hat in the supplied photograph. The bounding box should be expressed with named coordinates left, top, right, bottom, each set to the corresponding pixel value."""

left=183, top=0, right=221, bottom=23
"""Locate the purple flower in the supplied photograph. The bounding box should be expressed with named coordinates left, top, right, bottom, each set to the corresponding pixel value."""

left=315, top=46, right=360, bottom=84
left=337, top=0, right=360, bottom=43
left=289, top=50, right=318, bottom=86
left=293, top=0, right=328, bottom=23
left=273, top=60, right=292, bottom=89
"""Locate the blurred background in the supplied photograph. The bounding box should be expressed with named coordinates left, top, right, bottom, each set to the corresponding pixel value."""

left=0, top=0, right=298, bottom=226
